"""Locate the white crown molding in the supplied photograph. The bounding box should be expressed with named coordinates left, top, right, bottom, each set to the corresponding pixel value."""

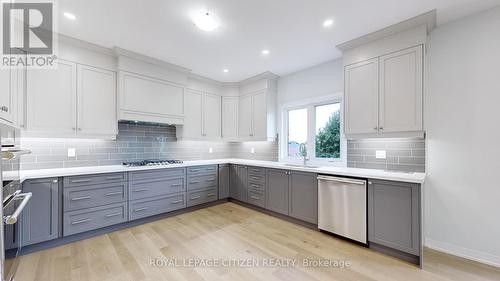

left=113, top=47, right=191, bottom=74
left=58, top=33, right=115, bottom=57
left=337, top=9, right=437, bottom=51
left=239, top=71, right=280, bottom=86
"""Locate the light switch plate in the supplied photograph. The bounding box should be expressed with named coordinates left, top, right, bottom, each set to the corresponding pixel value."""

left=208, top=147, right=213, bottom=154
left=250, top=148, right=255, bottom=154
left=375, top=150, right=386, bottom=159
left=67, top=148, right=76, bottom=157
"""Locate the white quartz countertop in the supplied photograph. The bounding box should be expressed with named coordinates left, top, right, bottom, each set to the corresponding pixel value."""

left=6, top=159, right=425, bottom=184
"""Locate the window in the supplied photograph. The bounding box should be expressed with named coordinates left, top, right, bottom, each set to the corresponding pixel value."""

left=281, top=95, right=345, bottom=165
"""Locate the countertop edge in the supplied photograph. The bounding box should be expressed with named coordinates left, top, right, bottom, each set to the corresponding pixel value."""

left=7, top=159, right=426, bottom=184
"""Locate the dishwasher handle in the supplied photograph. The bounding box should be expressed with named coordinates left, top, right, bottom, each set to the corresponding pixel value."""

left=317, top=175, right=366, bottom=185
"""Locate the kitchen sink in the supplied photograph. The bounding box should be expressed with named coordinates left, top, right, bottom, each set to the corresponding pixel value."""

left=282, top=163, right=320, bottom=169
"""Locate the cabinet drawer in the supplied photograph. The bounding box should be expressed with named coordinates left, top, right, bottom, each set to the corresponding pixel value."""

left=64, top=173, right=127, bottom=187
left=129, top=168, right=185, bottom=181
left=64, top=182, right=128, bottom=211
left=187, top=165, right=217, bottom=175
left=248, top=181, right=265, bottom=192
left=248, top=173, right=265, bottom=183
left=187, top=174, right=217, bottom=191
left=248, top=190, right=265, bottom=208
left=248, top=166, right=265, bottom=176
left=129, top=193, right=186, bottom=220
left=187, top=188, right=218, bottom=207
left=63, top=202, right=127, bottom=236
left=129, top=176, right=185, bottom=200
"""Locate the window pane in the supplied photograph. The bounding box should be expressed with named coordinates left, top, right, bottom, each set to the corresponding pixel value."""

left=288, top=108, right=308, bottom=157
left=315, top=103, right=341, bottom=159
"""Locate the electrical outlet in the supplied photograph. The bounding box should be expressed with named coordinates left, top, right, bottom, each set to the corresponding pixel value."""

left=250, top=147, right=255, bottom=154
left=67, top=148, right=76, bottom=157
left=375, top=150, right=386, bottom=159
left=208, top=147, right=213, bottom=154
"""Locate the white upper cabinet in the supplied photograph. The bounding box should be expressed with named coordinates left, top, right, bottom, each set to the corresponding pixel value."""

left=119, top=72, right=184, bottom=124
left=0, top=67, right=13, bottom=124
left=203, top=93, right=221, bottom=138
left=252, top=91, right=267, bottom=139
left=379, top=46, right=423, bottom=133
left=221, top=96, right=239, bottom=139
left=238, top=94, right=253, bottom=138
left=77, top=65, right=117, bottom=135
left=178, top=90, right=221, bottom=140
left=182, top=90, right=203, bottom=138
left=344, top=58, right=380, bottom=134
left=26, top=60, right=117, bottom=138
left=27, top=60, right=77, bottom=134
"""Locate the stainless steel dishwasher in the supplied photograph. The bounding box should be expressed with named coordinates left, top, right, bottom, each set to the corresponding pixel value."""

left=317, top=175, right=367, bottom=244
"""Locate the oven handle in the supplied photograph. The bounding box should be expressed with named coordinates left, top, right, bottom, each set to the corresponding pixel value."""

left=3, top=192, right=32, bottom=225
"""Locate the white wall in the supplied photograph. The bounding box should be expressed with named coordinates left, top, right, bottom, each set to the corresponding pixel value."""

left=425, top=6, right=500, bottom=266
left=277, top=59, right=343, bottom=106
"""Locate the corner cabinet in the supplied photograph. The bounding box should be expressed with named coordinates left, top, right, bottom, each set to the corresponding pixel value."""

left=177, top=89, right=221, bottom=140
left=238, top=90, right=276, bottom=141
left=221, top=96, right=239, bottom=140
left=344, top=45, right=424, bottom=137
left=26, top=60, right=117, bottom=138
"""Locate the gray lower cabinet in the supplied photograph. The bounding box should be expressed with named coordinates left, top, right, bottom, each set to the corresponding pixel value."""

left=288, top=172, right=318, bottom=224
left=218, top=164, right=229, bottom=199
left=129, top=193, right=186, bottom=220
left=187, top=188, right=218, bottom=207
left=230, top=165, right=248, bottom=202
left=64, top=202, right=127, bottom=236
left=64, top=182, right=128, bottom=211
left=368, top=179, right=420, bottom=256
left=22, top=178, right=60, bottom=246
left=266, top=169, right=289, bottom=215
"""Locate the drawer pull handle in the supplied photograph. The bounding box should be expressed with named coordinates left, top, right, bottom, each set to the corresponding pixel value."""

left=251, top=196, right=260, bottom=200
left=190, top=181, right=201, bottom=184
left=207, top=193, right=216, bottom=197
left=250, top=169, right=260, bottom=172
left=133, top=189, right=148, bottom=192
left=105, top=192, right=123, bottom=196
left=190, top=196, right=201, bottom=200
left=190, top=169, right=200, bottom=172
left=171, top=200, right=183, bottom=204
left=251, top=184, right=261, bottom=188
left=71, top=196, right=91, bottom=201
left=71, top=179, right=92, bottom=184
left=71, top=218, right=92, bottom=225
left=206, top=178, right=215, bottom=182
left=134, top=207, right=149, bottom=212
left=106, top=176, right=123, bottom=180
left=170, top=184, right=183, bottom=187
left=251, top=176, right=260, bottom=180
left=106, top=212, right=122, bottom=218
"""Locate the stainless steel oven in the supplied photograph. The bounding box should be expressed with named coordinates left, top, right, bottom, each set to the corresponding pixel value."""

left=1, top=123, right=31, bottom=281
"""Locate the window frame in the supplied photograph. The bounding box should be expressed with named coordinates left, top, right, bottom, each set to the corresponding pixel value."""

left=280, top=93, right=346, bottom=167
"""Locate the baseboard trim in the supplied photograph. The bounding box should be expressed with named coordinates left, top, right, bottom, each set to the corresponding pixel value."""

left=425, top=239, right=500, bottom=268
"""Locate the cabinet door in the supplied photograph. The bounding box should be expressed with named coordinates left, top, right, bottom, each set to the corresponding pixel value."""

left=203, top=93, right=221, bottom=138
left=252, top=91, right=267, bottom=139
left=289, top=172, right=318, bottom=224
left=236, top=166, right=248, bottom=202
left=22, top=178, right=59, bottom=246
left=183, top=90, right=203, bottom=138
left=218, top=164, right=230, bottom=199
left=229, top=165, right=238, bottom=199
left=77, top=65, right=117, bottom=135
left=379, top=46, right=423, bottom=132
left=0, top=65, right=13, bottom=123
left=238, top=95, right=253, bottom=138
left=368, top=180, right=420, bottom=255
left=27, top=60, right=77, bottom=133
left=344, top=58, right=379, bottom=134
left=221, top=97, right=239, bottom=139
left=266, top=169, right=289, bottom=215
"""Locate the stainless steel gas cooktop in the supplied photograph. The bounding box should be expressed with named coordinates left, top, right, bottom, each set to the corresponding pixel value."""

left=122, top=159, right=183, bottom=167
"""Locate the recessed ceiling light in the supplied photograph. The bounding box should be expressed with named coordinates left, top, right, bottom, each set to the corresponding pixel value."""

left=323, top=19, right=334, bottom=27
left=223, top=69, right=229, bottom=73
left=261, top=49, right=270, bottom=55
left=192, top=11, right=220, bottom=32
left=63, top=12, right=76, bottom=20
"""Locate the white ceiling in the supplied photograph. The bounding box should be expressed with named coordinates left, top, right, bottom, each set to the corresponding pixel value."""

left=58, top=0, right=500, bottom=82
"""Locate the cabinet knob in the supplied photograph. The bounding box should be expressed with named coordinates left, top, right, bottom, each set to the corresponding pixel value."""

left=373, top=127, right=378, bottom=130
left=0, top=106, right=8, bottom=112
left=53, top=180, right=58, bottom=183
left=368, top=181, right=372, bottom=185
left=78, top=128, right=82, bottom=131
left=379, top=127, right=383, bottom=130
left=72, top=127, right=76, bottom=131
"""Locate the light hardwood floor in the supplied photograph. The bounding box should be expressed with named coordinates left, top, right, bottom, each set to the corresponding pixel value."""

left=15, top=202, right=500, bottom=281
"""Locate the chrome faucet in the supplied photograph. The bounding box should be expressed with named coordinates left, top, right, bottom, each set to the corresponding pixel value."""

left=299, top=143, right=308, bottom=166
